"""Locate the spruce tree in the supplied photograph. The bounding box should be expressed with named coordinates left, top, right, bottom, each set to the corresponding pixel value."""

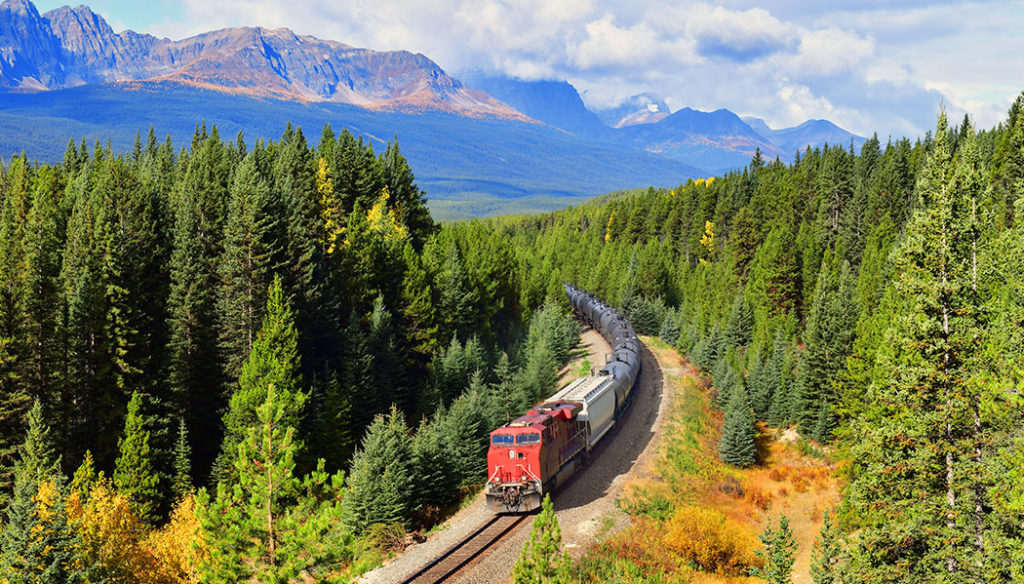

left=752, top=515, right=797, bottom=584
left=112, top=391, right=160, bottom=522
left=810, top=510, right=840, bottom=584
left=718, top=384, right=757, bottom=468
left=343, top=406, right=414, bottom=533
left=512, top=494, right=572, bottom=584
left=172, top=417, right=192, bottom=500
left=411, top=413, right=459, bottom=514
left=0, top=401, right=90, bottom=584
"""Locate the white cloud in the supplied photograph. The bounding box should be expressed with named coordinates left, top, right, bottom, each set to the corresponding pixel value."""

left=112, top=0, right=1022, bottom=138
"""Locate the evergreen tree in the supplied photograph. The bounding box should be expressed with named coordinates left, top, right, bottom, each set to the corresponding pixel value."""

left=718, top=384, right=757, bottom=468
left=811, top=510, right=840, bottom=584
left=343, top=406, right=414, bottom=533
left=512, top=494, right=571, bottom=584
left=843, top=115, right=1000, bottom=582
left=411, top=413, right=459, bottom=514
left=752, top=514, right=797, bottom=584
left=172, top=417, right=192, bottom=500
left=112, top=391, right=160, bottom=522
left=792, top=253, right=857, bottom=440
left=0, top=401, right=91, bottom=584
left=199, top=384, right=347, bottom=584
left=216, top=275, right=306, bottom=483
left=217, top=147, right=286, bottom=380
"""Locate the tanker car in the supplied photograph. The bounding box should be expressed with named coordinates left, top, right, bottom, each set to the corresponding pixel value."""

left=484, top=285, right=642, bottom=513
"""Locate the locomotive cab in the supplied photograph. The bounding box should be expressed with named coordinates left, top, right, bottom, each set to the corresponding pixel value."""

left=486, top=422, right=545, bottom=512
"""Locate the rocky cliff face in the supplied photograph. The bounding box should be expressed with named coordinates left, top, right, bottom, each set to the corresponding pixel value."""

left=0, top=0, right=522, bottom=117
left=0, top=0, right=65, bottom=89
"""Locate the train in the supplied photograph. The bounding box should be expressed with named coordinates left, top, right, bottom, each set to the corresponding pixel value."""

left=484, top=284, right=642, bottom=513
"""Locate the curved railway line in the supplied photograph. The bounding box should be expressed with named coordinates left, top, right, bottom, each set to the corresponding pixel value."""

left=398, top=514, right=530, bottom=584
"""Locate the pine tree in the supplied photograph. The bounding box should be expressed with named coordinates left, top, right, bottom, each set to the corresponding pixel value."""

left=172, top=418, right=192, bottom=500
left=512, top=494, right=572, bottom=584
left=843, top=114, right=1000, bottom=582
left=198, top=384, right=348, bottom=584
left=343, top=406, right=414, bottom=533
left=718, top=384, right=757, bottom=468
left=811, top=510, right=840, bottom=584
left=752, top=515, right=797, bottom=584
left=112, top=391, right=160, bottom=522
left=216, top=275, right=306, bottom=482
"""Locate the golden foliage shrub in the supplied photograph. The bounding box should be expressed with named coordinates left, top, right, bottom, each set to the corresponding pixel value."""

left=68, top=482, right=206, bottom=584
left=662, top=506, right=760, bottom=575
left=67, top=482, right=157, bottom=583
left=145, top=494, right=206, bottom=584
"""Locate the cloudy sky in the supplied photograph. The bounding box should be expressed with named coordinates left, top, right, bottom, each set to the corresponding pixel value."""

left=33, top=0, right=1024, bottom=138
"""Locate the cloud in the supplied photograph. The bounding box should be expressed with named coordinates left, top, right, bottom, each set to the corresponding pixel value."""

left=77, top=0, right=1021, bottom=138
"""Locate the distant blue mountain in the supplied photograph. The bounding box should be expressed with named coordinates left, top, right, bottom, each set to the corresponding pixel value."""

left=0, top=83, right=702, bottom=219
left=742, top=116, right=866, bottom=158
left=459, top=72, right=611, bottom=138
left=618, top=107, right=782, bottom=173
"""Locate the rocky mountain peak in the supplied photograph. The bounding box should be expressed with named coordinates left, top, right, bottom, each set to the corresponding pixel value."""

left=0, top=0, right=522, bottom=117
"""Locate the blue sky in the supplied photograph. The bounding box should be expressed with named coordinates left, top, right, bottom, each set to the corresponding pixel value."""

left=31, top=0, right=1024, bottom=138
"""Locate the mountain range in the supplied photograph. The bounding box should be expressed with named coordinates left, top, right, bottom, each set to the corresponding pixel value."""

left=0, top=0, right=864, bottom=217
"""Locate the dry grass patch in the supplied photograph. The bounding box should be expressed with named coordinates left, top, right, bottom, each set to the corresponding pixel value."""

left=576, top=340, right=844, bottom=584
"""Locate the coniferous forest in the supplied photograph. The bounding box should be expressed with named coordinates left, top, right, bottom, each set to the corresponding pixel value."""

left=2, top=92, right=1024, bottom=582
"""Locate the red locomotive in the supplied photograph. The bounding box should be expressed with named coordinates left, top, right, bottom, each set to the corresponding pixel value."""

left=485, top=286, right=640, bottom=513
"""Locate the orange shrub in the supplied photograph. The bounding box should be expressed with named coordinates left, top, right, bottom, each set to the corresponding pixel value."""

left=662, top=506, right=761, bottom=575
left=792, top=475, right=810, bottom=493
left=745, top=486, right=773, bottom=511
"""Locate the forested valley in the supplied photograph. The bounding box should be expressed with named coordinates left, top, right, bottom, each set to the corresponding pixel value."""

left=3, top=91, right=1024, bottom=583
left=0, top=123, right=581, bottom=582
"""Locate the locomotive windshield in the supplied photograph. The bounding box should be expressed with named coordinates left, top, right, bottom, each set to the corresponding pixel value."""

left=491, top=434, right=514, bottom=446
left=516, top=433, right=540, bottom=445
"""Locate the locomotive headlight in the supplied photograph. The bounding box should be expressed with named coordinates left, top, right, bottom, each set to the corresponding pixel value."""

left=509, top=449, right=515, bottom=459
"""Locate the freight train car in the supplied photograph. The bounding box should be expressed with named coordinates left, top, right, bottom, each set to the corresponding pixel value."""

left=485, top=285, right=642, bottom=512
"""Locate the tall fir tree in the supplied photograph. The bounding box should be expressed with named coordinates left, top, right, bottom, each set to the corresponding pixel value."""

left=843, top=115, right=1003, bottom=583
left=718, top=384, right=757, bottom=468
left=217, top=146, right=286, bottom=381
left=112, top=391, right=160, bottom=522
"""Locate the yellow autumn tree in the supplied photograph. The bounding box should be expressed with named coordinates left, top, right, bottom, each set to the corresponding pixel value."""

left=605, top=211, right=617, bottom=243
left=367, top=187, right=409, bottom=246
left=67, top=481, right=157, bottom=583
left=315, top=157, right=345, bottom=254
left=699, top=220, right=716, bottom=264
left=145, top=494, right=206, bottom=584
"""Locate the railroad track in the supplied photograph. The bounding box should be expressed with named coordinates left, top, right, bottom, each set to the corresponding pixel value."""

left=399, top=514, right=530, bottom=584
